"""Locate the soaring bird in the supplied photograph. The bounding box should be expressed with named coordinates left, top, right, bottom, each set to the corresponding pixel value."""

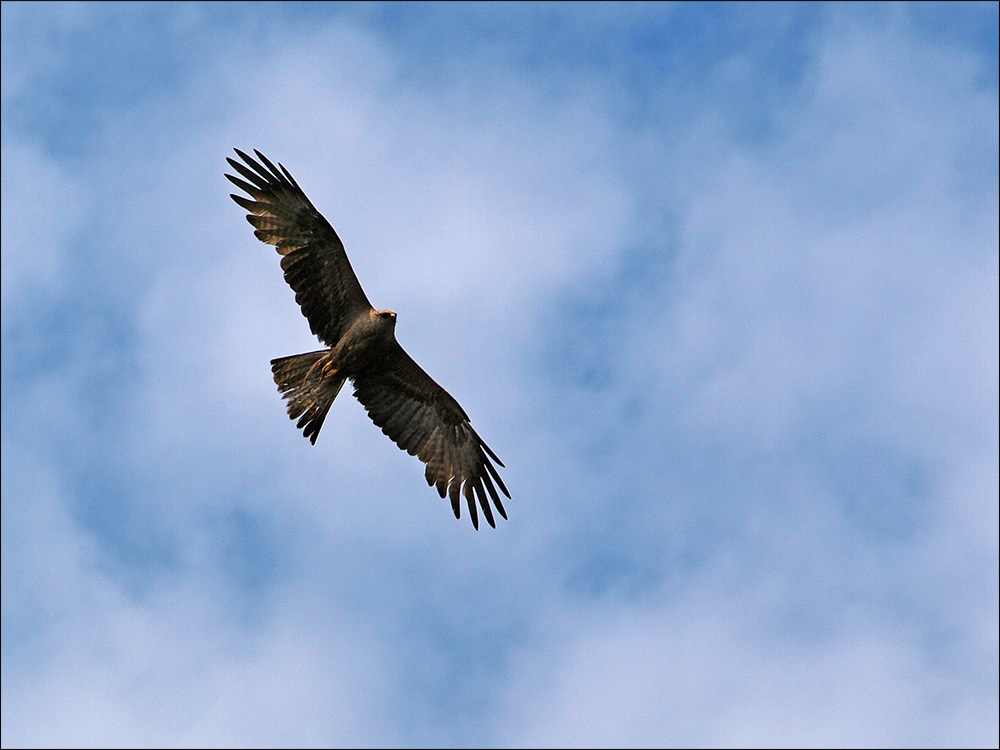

left=226, top=149, right=509, bottom=529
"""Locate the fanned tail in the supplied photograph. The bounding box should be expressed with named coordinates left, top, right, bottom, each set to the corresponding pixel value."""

left=270, top=350, right=346, bottom=444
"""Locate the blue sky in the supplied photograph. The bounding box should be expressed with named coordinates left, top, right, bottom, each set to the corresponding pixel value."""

left=2, top=2, right=997, bottom=747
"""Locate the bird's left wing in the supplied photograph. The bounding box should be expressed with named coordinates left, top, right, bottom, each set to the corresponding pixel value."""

left=226, top=149, right=373, bottom=347
left=351, top=341, right=510, bottom=529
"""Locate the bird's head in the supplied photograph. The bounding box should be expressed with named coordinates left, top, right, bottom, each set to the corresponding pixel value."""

left=371, top=308, right=397, bottom=331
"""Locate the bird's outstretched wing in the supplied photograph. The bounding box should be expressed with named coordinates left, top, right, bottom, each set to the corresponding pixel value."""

left=226, top=149, right=372, bottom=346
left=352, top=341, right=510, bottom=529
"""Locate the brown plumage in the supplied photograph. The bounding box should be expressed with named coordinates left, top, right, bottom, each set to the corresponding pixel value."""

left=226, top=149, right=509, bottom=529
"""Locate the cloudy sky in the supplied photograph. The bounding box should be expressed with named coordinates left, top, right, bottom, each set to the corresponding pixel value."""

left=2, top=2, right=997, bottom=747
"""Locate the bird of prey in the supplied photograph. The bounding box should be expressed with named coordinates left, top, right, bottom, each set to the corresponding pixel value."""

left=226, top=149, right=509, bottom=529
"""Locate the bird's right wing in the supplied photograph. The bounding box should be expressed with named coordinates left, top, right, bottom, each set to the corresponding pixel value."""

left=352, top=340, right=510, bottom=530
left=226, top=149, right=372, bottom=346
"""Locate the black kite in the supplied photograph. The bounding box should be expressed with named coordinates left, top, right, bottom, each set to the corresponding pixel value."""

left=226, top=149, right=509, bottom=529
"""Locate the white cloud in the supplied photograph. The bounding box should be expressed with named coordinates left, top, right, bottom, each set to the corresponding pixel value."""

left=500, top=590, right=996, bottom=748
left=490, top=14, right=998, bottom=750
left=0, top=142, right=88, bottom=333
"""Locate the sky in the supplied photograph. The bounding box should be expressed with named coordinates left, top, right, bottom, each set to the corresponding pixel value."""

left=1, top=2, right=997, bottom=748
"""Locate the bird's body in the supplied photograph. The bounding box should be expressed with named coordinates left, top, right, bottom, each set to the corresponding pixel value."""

left=226, top=149, right=508, bottom=529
